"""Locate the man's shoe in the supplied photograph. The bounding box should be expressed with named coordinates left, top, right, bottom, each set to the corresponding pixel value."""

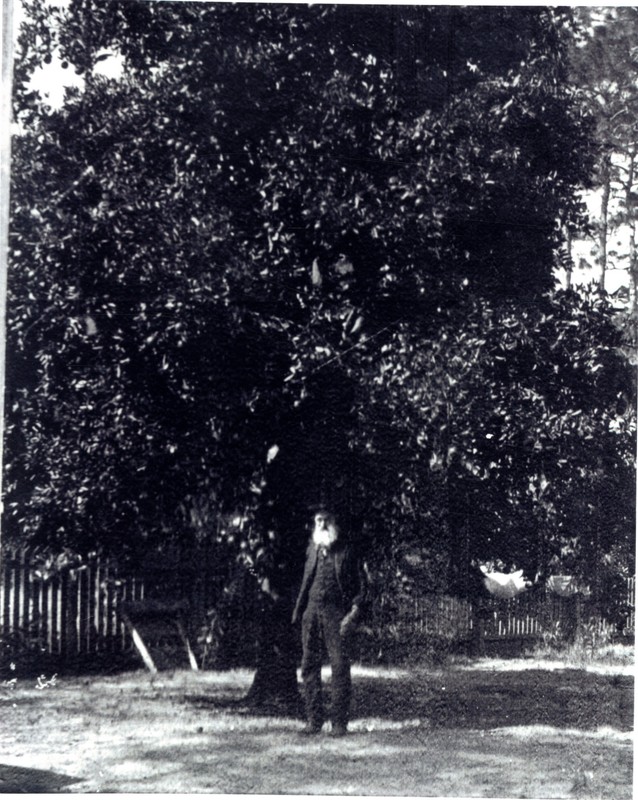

left=299, top=723, right=322, bottom=736
left=330, top=724, right=348, bottom=738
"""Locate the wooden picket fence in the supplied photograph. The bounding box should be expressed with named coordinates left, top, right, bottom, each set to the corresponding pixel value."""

left=491, top=577, right=635, bottom=638
left=370, top=577, right=635, bottom=651
left=1, top=547, right=635, bottom=670
left=0, top=551, right=145, bottom=660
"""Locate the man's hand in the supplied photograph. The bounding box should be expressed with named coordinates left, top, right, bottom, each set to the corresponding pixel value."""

left=339, top=606, right=359, bottom=636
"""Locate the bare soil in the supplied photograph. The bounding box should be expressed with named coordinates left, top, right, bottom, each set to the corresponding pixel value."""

left=0, top=657, right=633, bottom=797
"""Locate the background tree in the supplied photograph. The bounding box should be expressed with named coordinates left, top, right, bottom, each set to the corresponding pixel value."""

left=569, top=8, right=638, bottom=325
left=6, top=4, right=633, bottom=702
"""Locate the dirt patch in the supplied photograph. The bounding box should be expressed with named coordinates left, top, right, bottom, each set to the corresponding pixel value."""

left=0, top=659, right=633, bottom=796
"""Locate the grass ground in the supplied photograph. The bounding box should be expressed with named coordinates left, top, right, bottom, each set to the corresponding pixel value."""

left=0, top=655, right=633, bottom=797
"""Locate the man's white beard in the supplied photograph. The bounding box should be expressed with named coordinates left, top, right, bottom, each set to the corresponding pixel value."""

left=313, top=524, right=339, bottom=549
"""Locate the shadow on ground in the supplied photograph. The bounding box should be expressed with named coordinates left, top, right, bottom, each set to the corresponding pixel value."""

left=183, top=665, right=633, bottom=731
left=352, top=667, right=633, bottom=731
left=0, top=764, right=81, bottom=793
left=185, top=690, right=304, bottom=718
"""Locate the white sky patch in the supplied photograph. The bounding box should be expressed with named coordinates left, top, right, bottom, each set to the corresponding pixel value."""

left=557, top=179, right=634, bottom=300
left=14, top=0, right=124, bottom=109
left=28, top=50, right=124, bottom=109
left=29, top=61, right=83, bottom=107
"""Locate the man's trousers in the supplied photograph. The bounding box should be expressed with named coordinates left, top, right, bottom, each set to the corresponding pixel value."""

left=301, top=603, right=351, bottom=729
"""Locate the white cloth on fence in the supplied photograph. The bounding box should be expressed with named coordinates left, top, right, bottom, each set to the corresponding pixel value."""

left=480, top=566, right=530, bottom=599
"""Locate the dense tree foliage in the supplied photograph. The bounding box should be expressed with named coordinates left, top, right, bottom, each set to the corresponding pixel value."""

left=5, top=3, right=635, bottom=695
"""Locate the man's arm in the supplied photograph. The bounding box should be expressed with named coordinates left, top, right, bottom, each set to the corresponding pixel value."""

left=340, top=555, right=369, bottom=634
left=352, top=558, right=368, bottom=612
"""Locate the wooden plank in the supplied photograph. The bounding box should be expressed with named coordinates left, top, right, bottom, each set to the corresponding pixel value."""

left=119, top=579, right=128, bottom=650
left=94, top=560, right=102, bottom=650
left=104, top=564, right=116, bottom=651
left=87, top=561, right=96, bottom=653
left=175, top=619, right=199, bottom=671
left=94, top=559, right=103, bottom=650
left=12, top=554, right=21, bottom=633
left=100, top=560, right=109, bottom=650
left=67, top=572, right=79, bottom=657
left=22, top=551, right=31, bottom=634
left=79, top=566, right=86, bottom=653
left=2, top=553, right=12, bottom=635
left=50, top=575, right=59, bottom=654
left=59, top=572, right=68, bottom=659
left=76, top=568, right=87, bottom=655
left=100, top=563, right=108, bottom=648
left=0, top=555, right=5, bottom=634
left=33, top=575, right=47, bottom=646
left=121, top=611, right=158, bottom=673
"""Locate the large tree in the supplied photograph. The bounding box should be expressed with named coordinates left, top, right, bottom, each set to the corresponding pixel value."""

left=6, top=4, right=633, bottom=701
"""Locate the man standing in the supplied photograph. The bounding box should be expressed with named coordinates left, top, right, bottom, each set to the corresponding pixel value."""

left=292, top=508, right=367, bottom=737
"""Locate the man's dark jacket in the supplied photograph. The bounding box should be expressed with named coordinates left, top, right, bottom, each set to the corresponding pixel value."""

left=292, top=539, right=367, bottom=625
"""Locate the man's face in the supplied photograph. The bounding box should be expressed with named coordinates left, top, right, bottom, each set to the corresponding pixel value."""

left=312, top=512, right=339, bottom=547
left=314, top=513, right=334, bottom=531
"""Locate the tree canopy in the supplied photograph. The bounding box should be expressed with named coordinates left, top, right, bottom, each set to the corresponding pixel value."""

left=5, top=4, right=634, bottom=632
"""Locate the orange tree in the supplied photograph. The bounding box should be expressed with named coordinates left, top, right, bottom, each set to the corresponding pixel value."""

left=6, top=4, right=633, bottom=697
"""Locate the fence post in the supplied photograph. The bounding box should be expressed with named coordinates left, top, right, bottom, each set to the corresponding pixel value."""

left=104, top=563, right=115, bottom=651
left=50, top=574, right=59, bottom=655
left=32, top=572, right=41, bottom=648
left=1, top=551, right=12, bottom=638
left=87, top=561, right=96, bottom=653
left=21, top=551, right=30, bottom=634
left=13, top=550, right=23, bottom=633
left=66, top=571, right=79, bottom=661
left=59, top=571, right=68, bottom=660
left=95, top=558, right=105, bottom=651
left=471, top=600, right=487, bottom=656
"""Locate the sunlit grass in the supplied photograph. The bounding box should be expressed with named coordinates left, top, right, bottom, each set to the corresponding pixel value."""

left=526, top=640, right=634, bottom=671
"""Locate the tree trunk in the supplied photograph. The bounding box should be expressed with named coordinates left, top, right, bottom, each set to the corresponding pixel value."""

left=624, top=152, right=638, bottom=328
left=244, top=588, right=303, bottom=714
left=599, top=154, right=611, bottom=292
